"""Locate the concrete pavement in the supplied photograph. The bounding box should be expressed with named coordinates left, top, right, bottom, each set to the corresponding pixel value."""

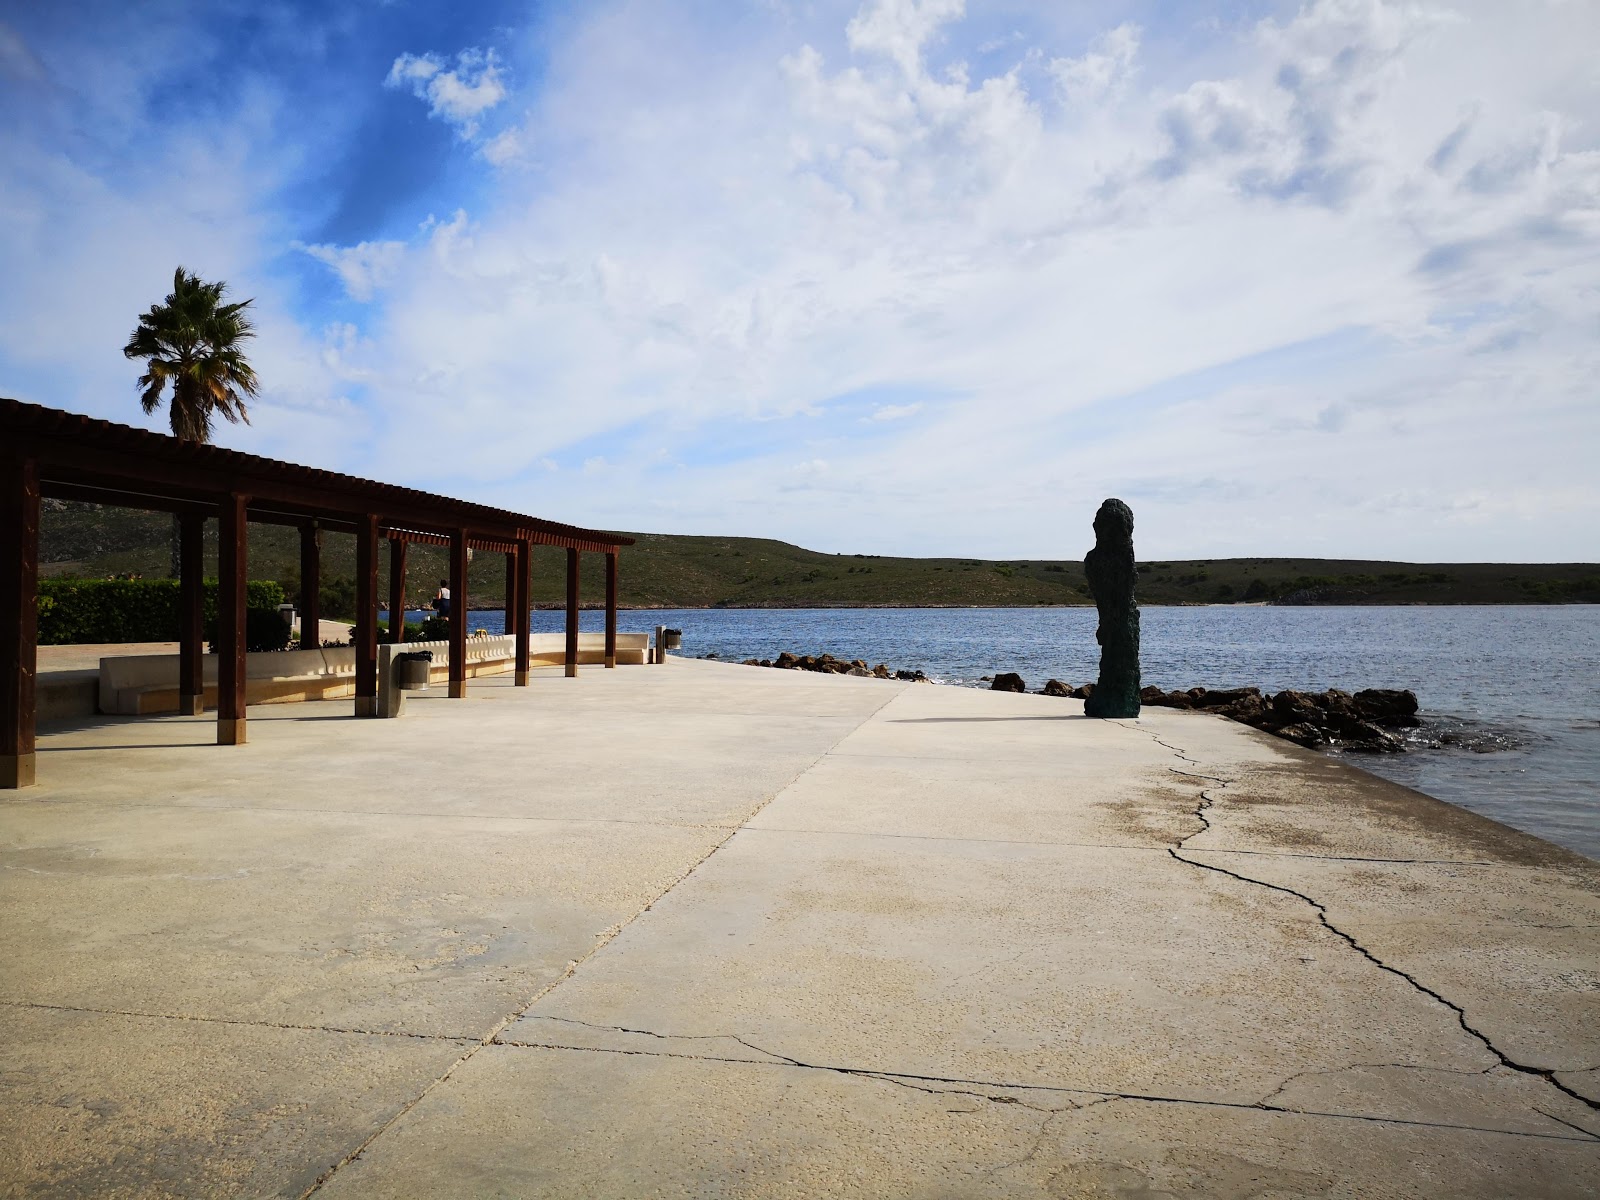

left=3, top=659, right=1596, bottom=1197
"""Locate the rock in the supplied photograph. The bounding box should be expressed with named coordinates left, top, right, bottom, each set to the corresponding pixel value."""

left=1354, top=688, right=1421, bottom=727
left=872, top=663, right=891, bottom=679
left=894, top=669, right=928, bottom=682
left=1072, top=683, right=1095, bottom=700
left=991, top=672, right=1027, bottom=693
left=1218, top=695, right=1269, bottom=725
left=1083, top=498, right=1141, bottom=718
left=1192, top=687, right=1260, bottom=710
left=1041, top=679, right=1073, bottom=697
left=1269, top=690, right=1323, bottom=727
left=1274, top=722, right=1325, bottom=748
left=847, top=666, right=872, bottom=677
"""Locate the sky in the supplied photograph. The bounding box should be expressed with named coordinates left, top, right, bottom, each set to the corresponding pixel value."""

left=1, top=0, right=1597, bottom=562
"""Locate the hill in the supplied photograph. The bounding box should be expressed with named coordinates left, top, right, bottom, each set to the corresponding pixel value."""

left=37, top=500, right=1600, bottom=615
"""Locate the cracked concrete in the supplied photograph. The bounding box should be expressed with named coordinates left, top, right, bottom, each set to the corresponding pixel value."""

left=3, top=659, right=1597, bottom=1196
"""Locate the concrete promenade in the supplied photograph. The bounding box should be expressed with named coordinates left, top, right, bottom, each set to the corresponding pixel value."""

left=2, top=659, right=1597, bottom=1197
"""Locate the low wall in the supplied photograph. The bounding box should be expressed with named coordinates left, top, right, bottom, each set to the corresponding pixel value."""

left=99, top=647, right=359, bottom=716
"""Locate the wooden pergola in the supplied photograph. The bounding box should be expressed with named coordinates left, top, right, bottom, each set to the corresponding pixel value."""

left=1, top=398, right=633, bottom=788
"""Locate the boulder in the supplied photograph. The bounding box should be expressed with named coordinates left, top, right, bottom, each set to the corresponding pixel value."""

left=1273, top=722, right=1325, bottom=748
left=1041, top=679, right=1073, bottom=697
left=1354, top=688, right=1421, bottom=727
left=991, top=672, right=1027, bottom=693
left=872, top=663, right=891, bottom=679
left=847, top=666, right=872, bottom=677
left=1193, top=687, right=1261, bottom=710
left=895, top=668, right=929, bottom=682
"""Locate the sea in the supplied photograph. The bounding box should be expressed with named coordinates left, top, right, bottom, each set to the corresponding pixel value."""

left=384, top=605, right=1600, bottom=861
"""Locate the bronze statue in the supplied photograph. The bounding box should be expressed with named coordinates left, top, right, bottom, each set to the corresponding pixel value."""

left=1084, top=498, right=1140, bottom=718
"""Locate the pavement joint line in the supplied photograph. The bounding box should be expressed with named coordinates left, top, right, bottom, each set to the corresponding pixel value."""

left=0, top=999, right=477, bottom=1044
left=485, top=1036, right=1600, bottom=1145
left=1118, top=719, right=1600, bottom=1120
left=0, top=797, right=734, bottom=831
left=736, top=824, right=1512, bottom=866
left=296, top=682, right=908, bottom=1199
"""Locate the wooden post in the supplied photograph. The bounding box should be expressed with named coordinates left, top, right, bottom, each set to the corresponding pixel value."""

left=604, top=552, right=618, bottom=669
left=449, top=529, right=468, bottom=698
left=299, top=522, right=321, bottom=649
left=178, top=512, right=205, bottom=715
left=217, top=493, right=248, bottom=746
left=564, top=547, right=580, bottom=678
left=388, top=537, right=408, bottom=644
left=504, top=552, right=517, bottom=638
left=355, top=513, right=379, bottom=717
left=1, top=454, right=39, bottom=788
left=514, top=540, right=531, bottom=686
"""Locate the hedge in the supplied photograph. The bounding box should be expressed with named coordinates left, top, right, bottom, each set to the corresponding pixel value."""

left=38, top=579, right=286, bottom=645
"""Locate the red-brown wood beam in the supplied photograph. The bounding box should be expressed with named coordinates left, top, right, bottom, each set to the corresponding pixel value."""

left=514, top=540, right=531, bottom=686
left=1, top=454, right=40, bottom=788
left=178, top=513, right=205, bottom=715
left=388, top=537, right=407, bottom=644
left=355, top=513, right=379, bottom=717
left=217, top=493, right=248, bottom=746
left=504, top=552, right=517, bottom=638
left=604, top=551, right=618, bottom=669
left=449, top=529, right=469, bottom=698
left=564, top=547, right=580, bottom=679
left=299, top=523, right=321, bottom=649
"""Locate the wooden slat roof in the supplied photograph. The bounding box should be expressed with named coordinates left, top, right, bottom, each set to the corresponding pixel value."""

left=3, top=398, right=632, bottom=553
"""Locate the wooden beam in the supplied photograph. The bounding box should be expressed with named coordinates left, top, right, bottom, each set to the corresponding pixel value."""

left=178, top=513, right=205, bottom=715
left=514, top=540, right=531, bottom=686
left=449, top=530, right=468, bottom=698
left=388, top=537, right=408, bottom=644
left=565, top=548, right=580, bottom=679
left=605, top=552, right=618, bottom=669
left=1, top=454, right=40, bottom=788
left=217, top=493, right=248, bottom=746
left=355, top=513, right=379, bottom=717
left=299, top=523, right=321, bottom=650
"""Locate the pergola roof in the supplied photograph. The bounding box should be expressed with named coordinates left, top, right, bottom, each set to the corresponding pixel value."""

left=2, top=398, right=632, bottom=553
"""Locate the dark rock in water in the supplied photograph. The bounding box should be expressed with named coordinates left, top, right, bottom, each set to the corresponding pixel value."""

left=1072, top=683, right=1095, bottom=700
left=1274, top=722, right=1325, bottom=748
left=847, top=666, right=872, bottom=677
left=991, top=672, right=1027, bottom=693
left=1218, top=694, right=1269, bottom=725
left=873, top=663, right=891, bottom=679
left=894, top=668, right=929, bottom=682
left=1083, top=498, right=1140, bottom=718
left=1354, top=688, right=1421, bottom=727
left=1041, top=679, right=1073, bottom=697
left=1193, top=687, right=1261, bottom=710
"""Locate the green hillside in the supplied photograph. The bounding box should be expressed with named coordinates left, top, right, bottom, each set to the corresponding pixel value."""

left=37, top=500, right=1600, bottom=615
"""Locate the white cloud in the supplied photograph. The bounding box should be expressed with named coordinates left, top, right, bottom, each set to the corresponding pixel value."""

left=1050, top=22, right=1139, bottom=105
left=299, top=239, right=406, bottom=302
left=385, top=47, right=507, bottom=139
left=869, top=402, right=921, bottom=421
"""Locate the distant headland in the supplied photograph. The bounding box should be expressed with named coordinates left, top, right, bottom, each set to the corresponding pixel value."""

left=37, top=501, right=1600, bottom=610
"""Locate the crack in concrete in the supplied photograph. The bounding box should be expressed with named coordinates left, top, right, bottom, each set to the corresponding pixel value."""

left=487, top=1035, right=1598, bottom=1143
left=297, top=685, right=909, bottom=1199
left=0, top=998, right=476, bottom=1044
left=1255, top=1061, right=1497, bottom=1109
left=1128, top=722, right=1600, bottom=1123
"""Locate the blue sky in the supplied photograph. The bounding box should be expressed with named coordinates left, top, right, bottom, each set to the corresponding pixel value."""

left=1, top=0, right=1597, bottom=560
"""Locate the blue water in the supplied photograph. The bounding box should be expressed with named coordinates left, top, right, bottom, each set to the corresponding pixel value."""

left=385, top=605, right=1599, bottom=859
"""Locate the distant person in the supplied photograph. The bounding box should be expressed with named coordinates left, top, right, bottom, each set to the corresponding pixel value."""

left=433, top=579, right=451, bottom=618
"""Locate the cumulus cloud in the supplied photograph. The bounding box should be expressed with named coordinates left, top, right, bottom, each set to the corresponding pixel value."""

left=385, top=47, right=506, bottom=139
left=298, top=239, right=406, bottom=302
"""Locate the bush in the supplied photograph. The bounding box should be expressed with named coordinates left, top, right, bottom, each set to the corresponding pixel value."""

left=206, top=608, right=293, bottom=654
left=38, top=579, right=284, bottom=644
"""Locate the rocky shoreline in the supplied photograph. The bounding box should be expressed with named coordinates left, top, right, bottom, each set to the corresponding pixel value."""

left=735, top=651, right=1420, bottom=754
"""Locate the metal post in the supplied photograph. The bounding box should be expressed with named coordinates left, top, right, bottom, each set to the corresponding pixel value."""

left=1, top=454, right=39, bottom=788
left=178, top=512, right=205, bottom=715
left=514, top=540, right=531, bottom=686
left=217, top=493, right=248, bottom=746
left=388, top=537, right=407, bottom=644
left=564, top=547, right=580, bottom=679
left=449, top=529, right=468, bottom=698
left=299, top=522, right=321, bottom=649
left=604, top=552, right=618, bottom=669
left=355, top=513, right=379, bottom=717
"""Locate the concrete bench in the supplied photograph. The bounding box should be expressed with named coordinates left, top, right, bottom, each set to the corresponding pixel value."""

left=376, top=632, right=652, bottom=716
left=98, top=647, right=359, bottom=716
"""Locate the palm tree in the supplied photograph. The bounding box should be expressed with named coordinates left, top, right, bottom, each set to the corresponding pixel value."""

left=123, top=268, right=260, bottom=574
left=124, top=267, right=259, bottom=442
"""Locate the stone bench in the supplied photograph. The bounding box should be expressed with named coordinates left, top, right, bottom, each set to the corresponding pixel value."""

left=376, top=632, right=651, bottom=716
left=98, top=647, right=360, bottom=716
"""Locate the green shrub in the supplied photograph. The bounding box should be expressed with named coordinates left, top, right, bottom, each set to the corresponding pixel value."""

left=206, top=608, right=293, bottom=654
left=38, top=579, right=285, bottom=644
